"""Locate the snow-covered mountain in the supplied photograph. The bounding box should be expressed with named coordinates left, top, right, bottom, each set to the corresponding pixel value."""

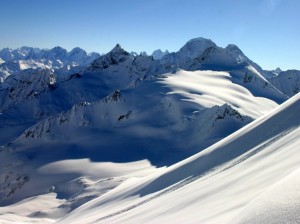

left=0, top=46, right=100, bottom=81
left=151, top=49, right=169, bottom=60
left=267, top=69, right=300, bottom=97
left=55, top=92, right=300, bottom=224
left=0, top=39, right=287, bottom=145
left=0, top=37, right=299, bottom=223
left=1, top=79, right=299, bottom=224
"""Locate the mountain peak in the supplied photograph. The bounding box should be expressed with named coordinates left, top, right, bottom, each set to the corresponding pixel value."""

left=274, top=67, right=282, bottom=73
left=179, top=37, right=217, bottom=58
left=48, top=46, right=67, bottom=57
left=88, top=44, right=130, bottom=71
left=69, top=47, right=86, bottom=57
left=51, top=46, right=65, bottom=51
left=111, top=44, right=123, bottom=52
left=151, top=49, right=169, bottom=60
left=225, top=44, right=244, bottom=54
left=108, top=44, right=129, bottom=56
left=186, top=37, right=215, bottom=45
left=70, top=47, right=85, bottom=52
left=226, top=44, right=239, bottom=50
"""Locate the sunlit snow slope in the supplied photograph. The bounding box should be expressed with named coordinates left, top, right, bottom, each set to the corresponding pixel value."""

left=57, top=93, right=300, bottom=224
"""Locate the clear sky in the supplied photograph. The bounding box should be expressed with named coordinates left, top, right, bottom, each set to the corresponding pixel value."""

left=0, top=0, right=299, bottom=70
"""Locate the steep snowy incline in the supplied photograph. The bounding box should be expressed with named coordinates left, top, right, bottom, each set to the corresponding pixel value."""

left=225, top=44, right=266, bottom=76
left=268, top=69, right=300, bottom=97
left=57, top=93, right=300, bottom=224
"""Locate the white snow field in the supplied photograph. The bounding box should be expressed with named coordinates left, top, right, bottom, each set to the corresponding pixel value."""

left=55, top=93, right=300, bottom=224
left=0, top=159, right=160, bottom=224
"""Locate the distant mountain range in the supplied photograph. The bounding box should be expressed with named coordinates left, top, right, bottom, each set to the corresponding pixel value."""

left=1, top=43, right=299, bottom=96
left=0, top=46, right=169, bottom=82
left=0, top=37, right=300, bottom=223
left=0, top=46, right=100, bottom=81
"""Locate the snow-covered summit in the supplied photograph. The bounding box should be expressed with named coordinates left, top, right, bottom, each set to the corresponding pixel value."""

left=151, top=49, right=169, bottom=60
left=225, top=44, right=248, bottom=63
left=225, top=43, right=266, bottom=73
left=158, top=37, right=217, bottom=71
left=88, top=44, right=130, bottom=71
left=110, top=44, right=131, bottom=60
left=178, top=37, right=216, bottom=59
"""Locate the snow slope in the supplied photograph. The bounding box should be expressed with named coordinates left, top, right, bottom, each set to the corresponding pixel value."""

left=0, top=159, right=159, bottom=224
left=56, top=93, right=300, bottom=224
left=268, top=69, right=300, bottom=97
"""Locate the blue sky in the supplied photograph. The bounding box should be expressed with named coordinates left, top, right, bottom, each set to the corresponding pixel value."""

left=0, top=0, right=299, bottom=70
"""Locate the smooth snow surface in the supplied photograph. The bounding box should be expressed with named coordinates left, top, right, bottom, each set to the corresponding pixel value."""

left=236, top=168, right=300, bottom=223
left=0, top=160, right=159, bottom=223
left=160, top=70, right=277, bottom=118
left=0, top=193, right=66, bottom=224
left=55, top=93, right=300, bottom=224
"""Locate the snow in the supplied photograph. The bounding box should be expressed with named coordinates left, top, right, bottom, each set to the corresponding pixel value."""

left=38, top=159, right=160, bottom=180
left=236, top=167, right=300, bottom=223
left=0, top=46, right=100, bottom=81
left=55, top=93, right=300, bottom=224
left=178, top=37, right=216, bottom=59
left=0, top=193, right=67, bottom=224
left=151, top=49, right=169, bottom=60
left=0, top=159, right=159, bottom=223
left=0, top=37, right=299, bottom=224
left=18, top=60, right=51, bottom=70
left=159, top=70, right=277, bottom=118
left=268, top=69, right=300, bottom=97
left=9, top=68, right=278, bottom=168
